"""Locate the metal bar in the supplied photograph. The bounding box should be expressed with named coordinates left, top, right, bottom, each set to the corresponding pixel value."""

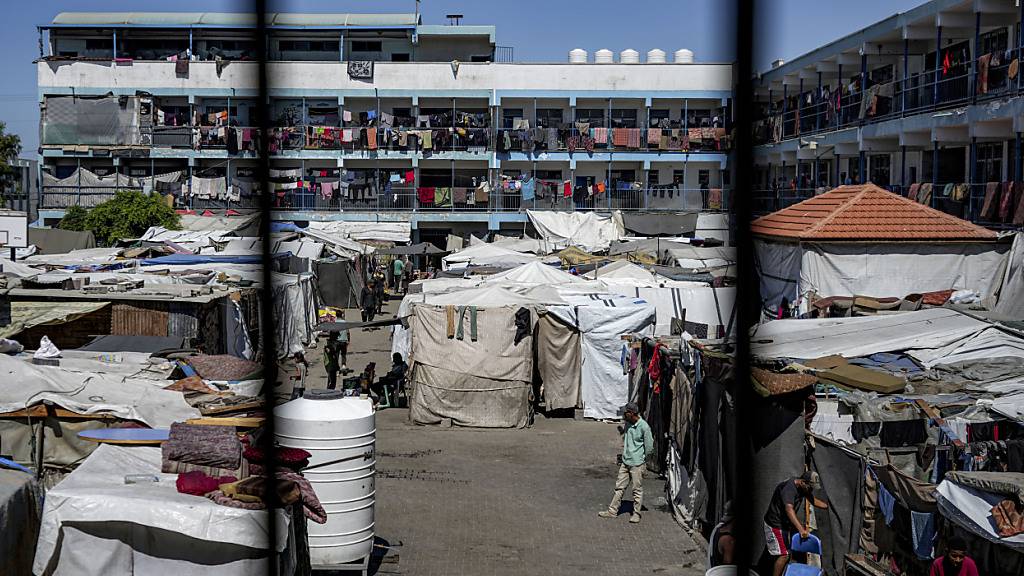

left=816, top=71, right=822, bottom=132
left=972, top=11, right=980, bottom=104
left=900, top=145, right=907, bottom=191
left=968, top=137, right=976, bottom=221
left=902, top=38, right=909, bottom=117
left=932, top=140, right=939, bottom=209
left=112, top=29, right=117, bottom=59
left=859, top=151, right=866, bottom=185
left=934, top=25, right=942, bottom=105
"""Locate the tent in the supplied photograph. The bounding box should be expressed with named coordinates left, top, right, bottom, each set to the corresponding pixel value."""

left=994, top=233, right=1024, bottom=319
left=376, top=242, right=446, bottom=256
left=442, top=243, right=552, bottom=270
left=752, top=184, right=1008, bottom=314
left=483, top=261, right=592, bottom=285
left=304, top=220, right=411, bottom=243
left=585, top=260, right=660, bottom=282
left=27, top=228, right=96, bottom=255
left=526, top=210, right=625, bottom=253
left=664, top=246, right=736, bottom=271
left=273, top=272, right=320, bottom=357
left=547, top=296, right=655, bottom=419
left=602, top=282, right=736, bottom=336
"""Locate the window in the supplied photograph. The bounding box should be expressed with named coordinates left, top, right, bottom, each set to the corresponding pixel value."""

left=535, top=170, right=563, bottom=181
left=470, top=55, right=491, bottom=62
left=869, top=155, right=891, bottom=187
left=391, top=53, right=410, bottom=62
left=279, top=40, right=339, bottom=52
left=85, top=38, right=113, bottom=51
left=575, top=108, right=605, bottom=123
left=501, top=108, right=523, bottom=129
left=649, top=109, right=670, bottom=126
left=977, top=142, right=1003, bottom=183
left=611, top=109, right=638, bottom=128
left=698, top=169, right=711, bottom=189
left=350, top=40, right=383, bottom=53
left=536, top=109, right=563, bottom=128
left=870, top=64, right=894, bottom=86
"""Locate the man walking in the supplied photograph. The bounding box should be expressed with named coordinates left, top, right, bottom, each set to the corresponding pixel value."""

left=323, top=332, right=342, bottom=389
left=360, top=280, right=377, bottom=324
left=598, top=402, right=653, bottom=524
left=392, top=257, right=405, bottom=293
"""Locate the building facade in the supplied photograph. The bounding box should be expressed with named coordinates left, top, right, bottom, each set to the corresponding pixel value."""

left=752, top=0, right=1023, bottom=228
left=36, top=12, right=734, bottom=240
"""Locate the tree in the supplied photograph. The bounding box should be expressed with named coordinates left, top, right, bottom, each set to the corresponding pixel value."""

left=0, top=121, right=22, bottom=204
left=59, top=205, right=89, bottom=231
left=79, top=190, right=181, bottom=245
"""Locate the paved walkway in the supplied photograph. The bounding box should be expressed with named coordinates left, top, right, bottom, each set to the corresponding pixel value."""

left=289, top=299, right=704, bottom=575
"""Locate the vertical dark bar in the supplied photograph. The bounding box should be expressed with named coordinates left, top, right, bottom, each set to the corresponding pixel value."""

left=255, top=1, right=282, bottom=572
left=733, top=1, right=757, bottom=574
left=968, top=137, right=976, bottom=221
left=972, top=11, right=980, bottom=103
left=934, top=25, right=942, bottom=105
left=902, top=38, right=908, bottom=116
left=932, top=140, right=939, bottom=209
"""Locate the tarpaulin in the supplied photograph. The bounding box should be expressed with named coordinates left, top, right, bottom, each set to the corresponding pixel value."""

left=536, top=313, right=581, bottom=410
left=42, top=95, right=141, bottom=146
left=994, top=233, right=1024, bottom=318
left=621, top=213, right=698, bottom=236
left=33, top=445, right=288, bottom=575
left=141, top=253, right=267, bottom=266
left=0, top=469, right=42, bottom=576
left=27, top=228, right=96, bottom=255
left=937, top=474, right=1024, bottom=551
left=811, top=439, right=865, bottom=576
left=0, top=301, right=109, bottom=340
left=526, top=210, right=625, bottom=253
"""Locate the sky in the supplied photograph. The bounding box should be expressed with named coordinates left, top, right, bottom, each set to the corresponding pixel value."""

left=1, top=0, right=924, bottom=156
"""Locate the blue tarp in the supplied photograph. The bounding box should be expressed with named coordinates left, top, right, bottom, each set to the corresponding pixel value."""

left=849, top=352, right=923, bottom=374
left=271, top=221, right=305, bottom=233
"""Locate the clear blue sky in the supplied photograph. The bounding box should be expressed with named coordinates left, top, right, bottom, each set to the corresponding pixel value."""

left=1, top=0, right=924, bottom=155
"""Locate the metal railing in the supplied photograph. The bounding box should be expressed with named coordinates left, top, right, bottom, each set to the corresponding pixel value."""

left=754, top=46, right=1024, bottom=146
left=494, top=46, right=514, bottom=63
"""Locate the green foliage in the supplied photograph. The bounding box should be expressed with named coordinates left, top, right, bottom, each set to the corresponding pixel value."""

left=77, top=190, right=180, bottom=245
left=58, top=205, right=89, bottom=231
left=0, top=121, right=22, bottom=202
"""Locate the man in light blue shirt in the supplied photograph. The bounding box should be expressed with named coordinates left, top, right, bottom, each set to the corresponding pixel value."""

left=598, top=402, right=654, bottom=523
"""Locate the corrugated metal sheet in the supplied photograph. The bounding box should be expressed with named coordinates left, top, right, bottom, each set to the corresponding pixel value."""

left=51, top=12, right=417, bottom=28
left=167, top=301, right=199, bottom=343
left=111, top=302, right=168, bottom=337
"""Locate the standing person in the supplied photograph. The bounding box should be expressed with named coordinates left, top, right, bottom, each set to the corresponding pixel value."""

left=929, top=537, right=979, bottom=576
left=323, top=332, right=342, bottom=390
left=763, top=472, right=826, bottom=576
left=392, top=257, right=405, bottom=293
left=374, top=272, right=386, bottom=315
left=360, top=280, right=377, bottom=325
left=597, top=402, right=653, bottom=524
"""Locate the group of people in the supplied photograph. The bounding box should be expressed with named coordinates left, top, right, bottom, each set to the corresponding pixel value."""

left=594, top=405, right=978, bottom=576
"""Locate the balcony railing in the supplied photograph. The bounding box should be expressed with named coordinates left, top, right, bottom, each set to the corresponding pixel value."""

left=754, top=46, right=1024, bottom=146
left=41, top=184, right=730, bottom=213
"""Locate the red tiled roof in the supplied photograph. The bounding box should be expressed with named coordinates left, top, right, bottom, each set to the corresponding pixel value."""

left=750, top=184, right=998, bottom=241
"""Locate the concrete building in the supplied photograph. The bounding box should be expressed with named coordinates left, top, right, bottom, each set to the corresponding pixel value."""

left=752, top=0, right=1024, bottom=228
left=35, top=12, right=734, bottom=241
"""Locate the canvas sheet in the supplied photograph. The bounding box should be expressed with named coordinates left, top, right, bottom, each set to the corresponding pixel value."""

left=34, top=445, right=288, bottom=575
left=24, top=248, right=123, bottom=267
left=409, top=304, right=533, bottom=382
left=526, top=210, right=624, bottom=253
left=548, top=301, right=655, bottom=419
left=750, top=308, right=990, bottom=360
left=909, top=327, right=1024, bottom=369
left=442, top=243, right=545, bottom=270
left=304, top=220, right=410, bottom=243
left=695, top=213, right=730, bottom=245
left=272, top=272, right=319, bottom=357
left=937, top=477, right=1024, bottom=550
left=536, top=313, right=582, bottom=411
left=409, top=363, right=531, bottom=428
left=1, top=470, right=42, bottom=576
left=0, top=301, right=109, bottom=340
left=995, top=233, right=1024, bottom=319
left=754, top=239, right=803, bottom=311
left=483, top=261, right=592, bottom=286
left=604, top=284, right=735, bottom=336
left=800, top=242, right=1008, bottom=301
left=140, top=226, right=236, bottom=246
left=0, top=355, right=198, bottom=428
left=811, top=440, right=865, bottom=576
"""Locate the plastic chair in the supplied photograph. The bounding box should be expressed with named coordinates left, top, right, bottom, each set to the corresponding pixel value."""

left=783, top=534, right=822, bottom=576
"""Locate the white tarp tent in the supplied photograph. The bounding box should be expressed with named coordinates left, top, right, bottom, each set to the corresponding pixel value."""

left=602, top=283, right=735, bottom=336
left=937, top=475, right=1024, bottom=551
left=754, top=239, right=1009, bottom=314
left=272, top=272, right=319, bottom=357
left=441, top=243, right=550, bottom=270
left=483, top=261, right=593, bottom=286
left=994, top=233, right=1024, bottom=319
left=34, top=444, right=288, bottom=575
left=0, top=355, right=199, bottom=428
left=548, top=295, right=656, bottom=419
left=526, top=210, right=624, bottom=253
left=304, top=220, right=410, bottom=243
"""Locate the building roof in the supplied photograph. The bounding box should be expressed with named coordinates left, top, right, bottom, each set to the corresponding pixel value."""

left=750, top=184, right=998, bottom=242
left=49, top=12, right=419, bottom=29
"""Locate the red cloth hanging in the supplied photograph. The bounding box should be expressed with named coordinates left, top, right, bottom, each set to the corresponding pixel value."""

left=563, top=182, right=572, bottom=198
left=647, top=344, right=663, bottom=386
left=417, top=187, right=435, bottom=203
left=942, top=50, right=952, bottom=76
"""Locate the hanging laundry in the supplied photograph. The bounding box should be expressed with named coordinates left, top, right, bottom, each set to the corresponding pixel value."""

left=592, top=127, right=608, bottom=144
left=563, top=181, right=572, bottom=198
left=367, top=128, right=378, bottom=150
left=452, top=187, right=468, bottom=204
left=435, top=187, right=452, bottom=207
left=475, top=181, right=490, bottom=204
left=910, top=511, right=936, bottom=560
left=521, top=178, right=536, bottom=201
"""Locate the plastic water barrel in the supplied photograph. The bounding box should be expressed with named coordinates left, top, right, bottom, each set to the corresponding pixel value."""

left=275, top=390, right=376, bottom=566
left=620, top=49, right=640, bottom=64
left=569, top=48, right=588, bottom=64
left=647, top=49, right=666, bottom=63
left=674, top=48, right=695, bottom=63
left=595, top=49, right=614, bottom=64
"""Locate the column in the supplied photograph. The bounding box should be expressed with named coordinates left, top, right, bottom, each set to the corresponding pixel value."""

left=836, top=63, right=842, bottom=128
left=859, top=151, right=866, bottom=184
left=972, top=11, right=981, bottom=103
left=932, top=140, right=939, bottom=209
left=902, top=39, right=909, bottom=116
left=900, top=145, right=907, bottom=192
left=816, top=71, right=823, bottom=132
left=934, top=26, right=943, bottom=104
left=968, top=137, right=977, bottom=220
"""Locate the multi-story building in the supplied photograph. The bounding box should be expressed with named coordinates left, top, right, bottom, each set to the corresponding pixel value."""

left=36, top=12, right=734, bottom=242
left=752, top=0, right=1023, bottom=228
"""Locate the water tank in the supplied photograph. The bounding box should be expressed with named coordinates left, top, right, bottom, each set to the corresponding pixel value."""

left=620, top=49, right=640, bottom=64
left=674, top=48, right=695, bottom=63
left=647, top=49, right=666, bottom=63
left=595, top=49, right=614, bottom=64
left=275, top=390, right=376, bottom=566
left=568, top=48, right=588, bottom=64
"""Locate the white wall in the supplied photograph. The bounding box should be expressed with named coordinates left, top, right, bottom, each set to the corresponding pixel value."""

left=40, top=61, right=733, bottom=94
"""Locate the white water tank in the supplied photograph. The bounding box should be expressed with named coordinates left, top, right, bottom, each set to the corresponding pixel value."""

left=620, top=49, right=640, bottom=64
left=569, top=48, right=588, bottom=64
left=276, top=390, right=376, bottom=566
left=595, top=48, right=614, bottom=64
left=674, top=48, right=695, bottom=63
left=647, top=49, right=666, bottom=63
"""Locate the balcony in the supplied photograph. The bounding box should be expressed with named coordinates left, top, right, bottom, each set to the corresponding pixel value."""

left=753, top=45, right=1024, bottom=147
left=41, top=184, right=731, bottom=213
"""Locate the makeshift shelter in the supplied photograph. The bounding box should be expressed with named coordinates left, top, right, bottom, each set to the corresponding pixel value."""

left=304, top=220, right=411, bottom=243
left=377, top=242, right=446, bottom=256
left=442, top=242, right=551, bottom=270
left=0, top=469, right=42, bottom=576
left=526, top=210, right=625, bottom=253
left=620, top=212, right=698, bottom=237
left=663, top=246, right=736, bottom=271
left=27, top=228, right=96, bottom=255
left=752, top=184, right=1007, bottom=315
left=995, top=233, right=1024, bottom=319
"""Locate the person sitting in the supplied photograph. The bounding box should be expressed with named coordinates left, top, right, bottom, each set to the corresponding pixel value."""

left=929, top=537, right=979, bottom=576
left=374, top=353, right=409, bottom=406
left=708, top=501, right=735, bottom=568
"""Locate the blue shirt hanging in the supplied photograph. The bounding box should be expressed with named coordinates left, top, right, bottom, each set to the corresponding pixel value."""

left=521, top=178, right=536, bottom=201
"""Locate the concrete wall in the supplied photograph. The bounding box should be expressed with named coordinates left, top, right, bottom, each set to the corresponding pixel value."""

left=40, top=61, right=733, bottom=94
